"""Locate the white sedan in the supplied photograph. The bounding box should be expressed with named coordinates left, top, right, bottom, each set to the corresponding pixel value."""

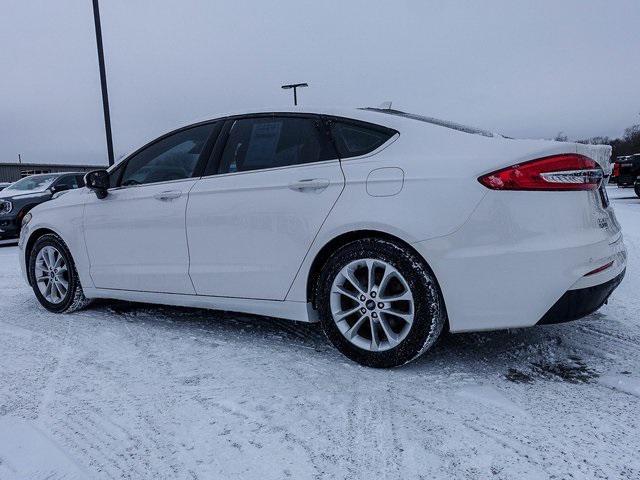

left=18, top=107, right=627, bottom=367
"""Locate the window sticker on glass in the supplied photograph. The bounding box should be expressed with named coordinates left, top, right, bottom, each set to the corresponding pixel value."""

left=244, top=122, right=282, bottom=169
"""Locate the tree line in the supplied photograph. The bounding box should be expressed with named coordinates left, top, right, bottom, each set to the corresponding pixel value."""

left=554, top=123, right=640, bottom=159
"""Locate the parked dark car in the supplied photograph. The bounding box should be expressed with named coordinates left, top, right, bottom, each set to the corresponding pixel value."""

left=614, top=154, right=640, bottom=187
left=635, top=176, right=640, bottom=198
left=0, top=173, right=85, bottom=239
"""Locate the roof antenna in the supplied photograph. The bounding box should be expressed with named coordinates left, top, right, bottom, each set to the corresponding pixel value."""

left=281, top=83, right=309, bottom=106
left=377, top=101, right=392, bottom=110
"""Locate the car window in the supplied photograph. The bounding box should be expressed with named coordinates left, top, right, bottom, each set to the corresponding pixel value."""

left=4, top=174, right=58, bottom=192
left=218, top=116, right=336, bottom=174
left=329, top=120, right=396, bottom=159
left=120, top=123, right=215, bottom=187
left=54, top=175, right=80, bottom=190
left=108, top=162, right=125, bottom=188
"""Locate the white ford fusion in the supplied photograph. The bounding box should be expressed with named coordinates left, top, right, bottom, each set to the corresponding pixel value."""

left=19, top=107, right=626, bottom=367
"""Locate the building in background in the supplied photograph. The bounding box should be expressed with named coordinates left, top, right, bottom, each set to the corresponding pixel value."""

left=0, top=163, right=103, bottom=183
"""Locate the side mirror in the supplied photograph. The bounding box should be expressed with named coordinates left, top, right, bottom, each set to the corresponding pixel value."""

left=85, top=170, right=110, bottom=199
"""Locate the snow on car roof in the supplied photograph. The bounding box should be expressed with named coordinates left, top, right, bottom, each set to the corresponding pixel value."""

left=361, top=108, right=495, bottom=137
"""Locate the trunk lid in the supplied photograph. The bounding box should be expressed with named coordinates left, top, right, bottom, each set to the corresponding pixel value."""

left=574, top=143, right=612, bottom=177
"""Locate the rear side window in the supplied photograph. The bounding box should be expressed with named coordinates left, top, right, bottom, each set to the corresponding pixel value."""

left=329, top=120, right=396, bottom=159
left=218, top=116, right=336, bottom=174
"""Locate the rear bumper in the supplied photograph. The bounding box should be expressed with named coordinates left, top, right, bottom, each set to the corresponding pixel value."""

left=538, top=269, right=625, bottom=325
left=412, top=189, right=627, bottom=333
left=617, top=175, right=636, bottom=186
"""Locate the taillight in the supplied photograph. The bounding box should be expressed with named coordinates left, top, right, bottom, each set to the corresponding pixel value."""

left=584, top=261, right=614, bottom=276
left=612, top=162, right=620, bottom=177
left=478, top=154, right=603, bottom=191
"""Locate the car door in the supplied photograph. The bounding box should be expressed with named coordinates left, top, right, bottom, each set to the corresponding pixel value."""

left=83, top=122, right=219, bottom=293
left=186, top=114, right=345, bottom=300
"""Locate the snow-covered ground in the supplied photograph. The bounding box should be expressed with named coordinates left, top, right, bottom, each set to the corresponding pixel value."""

left=1, top=187, right=639, bottom=480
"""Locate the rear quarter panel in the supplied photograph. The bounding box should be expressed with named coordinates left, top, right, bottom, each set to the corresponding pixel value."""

left=286, top=122, right=491, bottom=302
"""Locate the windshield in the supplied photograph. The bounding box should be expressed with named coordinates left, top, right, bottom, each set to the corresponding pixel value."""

left=5, top=174, right=58, bottom=192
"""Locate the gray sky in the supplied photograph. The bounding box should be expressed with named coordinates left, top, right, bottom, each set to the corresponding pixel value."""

left=2, top=0, right=640, bottom=166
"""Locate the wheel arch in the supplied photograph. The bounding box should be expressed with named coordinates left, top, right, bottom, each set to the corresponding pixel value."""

left=306, top=229, right=449, bottom=330
left=16, top=203, right=38, bottom=224
left=24, top=227, right=61, bottom=285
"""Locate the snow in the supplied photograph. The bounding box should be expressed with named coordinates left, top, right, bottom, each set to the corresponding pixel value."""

left=1, top=187, right=639, bottom=479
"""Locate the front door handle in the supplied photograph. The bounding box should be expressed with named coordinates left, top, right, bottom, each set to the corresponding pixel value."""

left=288, top=178, right=330, bottom=192
left=153, top=190, right=182, bottom=201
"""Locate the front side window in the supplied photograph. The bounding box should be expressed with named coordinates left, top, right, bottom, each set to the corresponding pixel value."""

left=119, top=123, right=214, bottom=187
left=329, top=120, right=396, bottom=159
left=54, top=175, right=80, bottom=190
left=218, top=116, right=335, bottom=174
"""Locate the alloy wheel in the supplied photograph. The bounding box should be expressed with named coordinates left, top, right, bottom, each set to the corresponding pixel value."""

left=34, top=245, right=69, bottom=304
left=330, top=258, right=415, bottom=352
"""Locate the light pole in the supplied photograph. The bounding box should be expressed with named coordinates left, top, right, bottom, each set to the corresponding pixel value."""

left=91, top=0, right=115, bottom=166
left=281, top=83, right=308, bottom=106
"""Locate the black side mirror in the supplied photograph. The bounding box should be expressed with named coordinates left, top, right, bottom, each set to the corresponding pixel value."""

left=85, top=170, right=110, bottom=199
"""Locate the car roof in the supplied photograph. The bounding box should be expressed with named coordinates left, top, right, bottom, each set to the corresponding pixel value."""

left=179, top=105, right=497, bottom=139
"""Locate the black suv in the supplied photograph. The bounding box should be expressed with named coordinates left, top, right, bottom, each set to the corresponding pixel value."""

left=0, top=173, right=85, bottom=239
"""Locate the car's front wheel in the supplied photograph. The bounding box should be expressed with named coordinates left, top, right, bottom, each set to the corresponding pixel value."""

left=317, top=238, right=446, bottom=368
left=28, top=234, right=91, bottom=313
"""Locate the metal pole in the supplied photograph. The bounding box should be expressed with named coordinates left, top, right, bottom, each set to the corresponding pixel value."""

left=281, top=83, right=308, bottom=106
left=91, top=0, right=115, bottom=166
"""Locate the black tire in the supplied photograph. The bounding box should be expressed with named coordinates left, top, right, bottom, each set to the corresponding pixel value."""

left=316, top=238, right=446, bottom=368
left=28, top=234, right=91, bottom=313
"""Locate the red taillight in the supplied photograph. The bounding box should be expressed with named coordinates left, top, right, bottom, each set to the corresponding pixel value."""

left=478, top=154, right=603, bottom=191
left=584, top=261, right=614, bottom=276
left=612, top=162, right=620, bottom=177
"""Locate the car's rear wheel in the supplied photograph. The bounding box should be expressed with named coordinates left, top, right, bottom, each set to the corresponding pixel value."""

left=317, top=238, right=446, bottom=368
left=28, top=234, right=91, bottom=313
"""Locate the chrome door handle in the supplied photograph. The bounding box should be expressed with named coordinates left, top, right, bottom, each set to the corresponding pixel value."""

left=288, top=178, right=330, bottom=192
left=153, top=190, right=182, bottom=201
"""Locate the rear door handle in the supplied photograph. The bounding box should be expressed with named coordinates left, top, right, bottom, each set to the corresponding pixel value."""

left=153, top=190, right=182, bottom=201
left=288, top=178, right=330, bottom=192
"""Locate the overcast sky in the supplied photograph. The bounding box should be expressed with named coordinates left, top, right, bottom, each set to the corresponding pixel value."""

left=2, top=0, right=640, bottom=166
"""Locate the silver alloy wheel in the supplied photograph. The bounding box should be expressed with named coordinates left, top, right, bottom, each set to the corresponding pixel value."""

left=330, top=258, right=415, bottom=352
left=34, top=245, right=69, bottom=304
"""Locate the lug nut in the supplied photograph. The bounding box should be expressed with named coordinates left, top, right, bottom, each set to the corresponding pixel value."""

left=370, top=291, right=377, bottom=298
left=360, top=295, right=366, bottom=301
left=360, top=307, right=367, bottom=314
left=378, top=302, right=384, bottom=309
left=371, top=312, right=378, bottom=318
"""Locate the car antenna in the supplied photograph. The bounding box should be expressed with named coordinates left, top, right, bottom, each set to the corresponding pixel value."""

left=377, top=101, right=393, bottom=110
left=281, top=83, right=309, bottom=106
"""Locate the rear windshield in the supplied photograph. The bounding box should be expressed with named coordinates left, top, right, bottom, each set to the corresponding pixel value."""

left=362, top=108, right=495, bottom=138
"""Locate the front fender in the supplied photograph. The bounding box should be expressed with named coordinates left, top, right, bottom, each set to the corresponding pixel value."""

left=19, top=200, right=93, bottom=291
